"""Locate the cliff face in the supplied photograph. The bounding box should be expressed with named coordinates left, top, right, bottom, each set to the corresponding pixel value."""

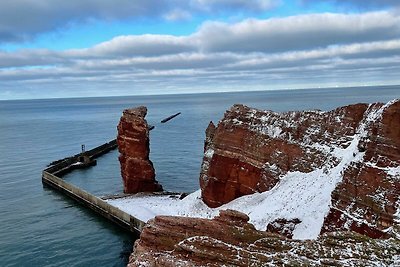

left=117, top=106, right=162, bottom=194
left=125, top=100, right=399, bottom=266
left=322, top=100, right=400, bottom=238
left=128, top=210, right=400, bottom=267
left=200, top=103, right=367, bottom=208
left=200, top=100, right=400, bottom=238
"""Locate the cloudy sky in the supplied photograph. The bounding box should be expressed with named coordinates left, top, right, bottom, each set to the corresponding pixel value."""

left=0, top=0, right=399, bottom=100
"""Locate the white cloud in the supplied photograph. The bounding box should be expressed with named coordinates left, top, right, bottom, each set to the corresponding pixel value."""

left=1, top=11, right=400, bottom=99
left=164, top=9, right=192, bottom=21
left=0, top=0, right=280, bottom=43
left=69, top=35, right=196, bottom=57
left=0, top=0, right=168, bottom=42
left=304, top=0, right=400, bottom=9
left=194, top=11, right=400, bottom=53
left=0, top=0, right=397, bottom=44
left=191, top=0, right=279, bottom=12
left=64, top=11, right=400, bottom=57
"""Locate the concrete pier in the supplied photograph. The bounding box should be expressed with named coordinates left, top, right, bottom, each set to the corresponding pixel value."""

left=45, top=139, right=118, bottom=177
left=42, top=140, right=145, bottom=235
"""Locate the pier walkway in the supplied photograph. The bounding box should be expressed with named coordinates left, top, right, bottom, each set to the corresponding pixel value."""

left=42, top=140, right=145, bottom=235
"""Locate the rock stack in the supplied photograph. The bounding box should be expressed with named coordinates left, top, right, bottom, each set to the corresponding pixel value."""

left=117, top=106, right=162, bottom=194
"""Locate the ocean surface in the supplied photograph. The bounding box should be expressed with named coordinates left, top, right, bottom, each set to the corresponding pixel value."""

left=0, top=86, right=399, bottom=266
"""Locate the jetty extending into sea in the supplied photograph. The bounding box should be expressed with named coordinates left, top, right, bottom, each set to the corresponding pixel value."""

left=42, top=111, right=185, bottom=235
left=42, top=140, right=145, bottom=235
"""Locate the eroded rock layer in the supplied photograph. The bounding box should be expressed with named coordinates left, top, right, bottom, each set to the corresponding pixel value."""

left=322, top=100, right=400, bottom=238
left=200, top=100, right=399, bottom=238
left=117, top=106, right=162, bottom=194
left=128, top=210, right=399, bottom=267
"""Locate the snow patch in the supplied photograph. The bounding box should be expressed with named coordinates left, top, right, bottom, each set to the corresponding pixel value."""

left=231, top=118, right=243, bottom=125
left=264, top=125, right=283, bottom=138
left=388, top=167, right=400, bottom=177
left=204, top=148, right=214, bottom=159
left=365, top=163, right=400, bottom=178
left=106, top=195, right=182, bottom=222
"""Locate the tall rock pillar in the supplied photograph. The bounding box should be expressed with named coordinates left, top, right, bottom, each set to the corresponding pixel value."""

left=117, top=106, right=162, bottom=193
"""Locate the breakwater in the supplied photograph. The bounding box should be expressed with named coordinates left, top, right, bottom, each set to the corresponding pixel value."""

left=42, top=140, right=145, bottom=235
left=45, top=139, right=118, bottom=177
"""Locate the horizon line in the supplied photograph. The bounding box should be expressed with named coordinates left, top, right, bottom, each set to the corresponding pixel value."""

left=1, top=83, right=399, bottom=102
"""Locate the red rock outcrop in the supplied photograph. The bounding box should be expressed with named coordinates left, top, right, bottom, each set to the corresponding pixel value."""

left=128, top=210, right=400, bottom=267
left=200, top=103, right=367, bottom=208
left=125, top=100, right=399, bottom=266
left=322, top=100, right=400, bottom=238
left=117, top=106, right=162, bottom=194
left=200, top=100, right=400, bottom=238
left=266, top=218, right=302, bottom=239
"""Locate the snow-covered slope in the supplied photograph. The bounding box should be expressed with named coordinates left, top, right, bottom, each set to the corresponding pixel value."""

left=108, top=99, right=400, bottom=240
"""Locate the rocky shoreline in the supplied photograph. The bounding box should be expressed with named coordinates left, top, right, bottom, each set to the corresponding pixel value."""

left=128, top=210, right=399, bottom=266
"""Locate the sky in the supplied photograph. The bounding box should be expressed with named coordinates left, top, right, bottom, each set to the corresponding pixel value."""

left=0, top=0, right=399, bottom=100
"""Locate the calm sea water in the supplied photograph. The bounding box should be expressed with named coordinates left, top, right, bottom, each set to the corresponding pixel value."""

left=0, top=86, right=399, bottom=266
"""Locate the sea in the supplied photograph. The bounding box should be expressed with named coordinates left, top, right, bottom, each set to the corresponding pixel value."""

left=0, top=86, right=399, bottom=266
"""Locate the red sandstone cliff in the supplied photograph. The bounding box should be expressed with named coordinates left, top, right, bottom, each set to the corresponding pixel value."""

left=117, top=106, right=162, bottom=194
left=128, top=210, right=399, bottom=266
left=200, top=100, right=399, bottom=238
left=322, top=100, right=400, bottom=238
left=126, top=100, right=400, bottom=266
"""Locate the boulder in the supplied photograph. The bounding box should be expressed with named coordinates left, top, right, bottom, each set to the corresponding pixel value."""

left=266, top=218, right=302, bottom=239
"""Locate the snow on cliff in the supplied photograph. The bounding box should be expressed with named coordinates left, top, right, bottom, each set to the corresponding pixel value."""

left=107, top=121, right=365, bottom=239
left=107, top=99, right=399, bottom=240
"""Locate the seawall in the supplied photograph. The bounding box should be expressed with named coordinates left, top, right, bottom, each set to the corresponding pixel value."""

left=42, top=140, right=145, bottom=235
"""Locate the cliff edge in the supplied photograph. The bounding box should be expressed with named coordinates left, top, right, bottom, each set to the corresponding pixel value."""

left=199, top=100, right=399, bottom=239
left=128, top=210, right=399, bottom=266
